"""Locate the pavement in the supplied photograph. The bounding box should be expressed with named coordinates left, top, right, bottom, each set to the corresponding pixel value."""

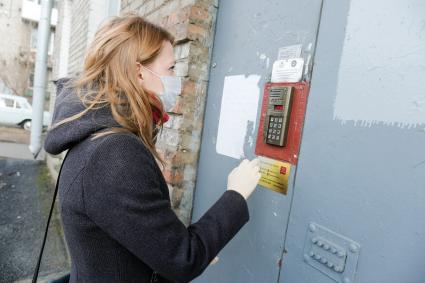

left=0, top=126, right=46, bottom=161
left=0, top=126, right=70, bottom=282
left=0, top=125, right=30, bottom=144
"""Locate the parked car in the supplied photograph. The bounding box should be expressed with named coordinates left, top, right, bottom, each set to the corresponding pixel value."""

left=0, top=93, right=51, bottom=131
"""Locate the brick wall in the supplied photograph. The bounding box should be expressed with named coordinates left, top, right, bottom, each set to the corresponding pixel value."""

left=121, top=0, right=218, bottom=225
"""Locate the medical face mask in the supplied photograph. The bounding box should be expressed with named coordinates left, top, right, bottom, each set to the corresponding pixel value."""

left=142, top=66, right=181, bottom=112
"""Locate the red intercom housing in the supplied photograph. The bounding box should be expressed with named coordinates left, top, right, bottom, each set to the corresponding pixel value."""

left=255, top=81, right=310, bottom=165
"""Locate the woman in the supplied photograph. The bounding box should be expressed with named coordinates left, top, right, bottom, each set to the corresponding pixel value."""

left=44, top=13, right=261, bottom=283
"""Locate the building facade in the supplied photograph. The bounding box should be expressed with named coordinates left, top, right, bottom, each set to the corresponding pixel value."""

left=0, top=0, right=57, bottom=109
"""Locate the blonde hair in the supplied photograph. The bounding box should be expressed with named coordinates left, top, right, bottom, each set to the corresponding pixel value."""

left=51, top=12, right=175, bottom=168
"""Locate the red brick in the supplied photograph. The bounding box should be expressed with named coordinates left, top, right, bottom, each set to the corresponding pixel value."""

left=190, top=5, right=210, bottom=23
left=168, top=22, right=189, bottom=42
left=163, top=165, right=184, bottom=185
left=170, top=96, right=184, bottom=115
left=167, top=5, right=191, bottom=26
left=182, top=79, right=196, bottom=96
left=187, top=23, right=208, bottom=42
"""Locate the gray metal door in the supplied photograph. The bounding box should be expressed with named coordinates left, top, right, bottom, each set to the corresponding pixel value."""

left=191, top=1, right=323, bottom=282
left=279, top=0, right=425, bottom=282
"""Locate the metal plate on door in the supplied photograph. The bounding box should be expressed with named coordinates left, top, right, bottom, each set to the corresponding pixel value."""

left=303, top=222, right=361, bottom=283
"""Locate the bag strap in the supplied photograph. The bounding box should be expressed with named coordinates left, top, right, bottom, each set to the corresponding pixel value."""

left=32, top=150, right=70, bottom=283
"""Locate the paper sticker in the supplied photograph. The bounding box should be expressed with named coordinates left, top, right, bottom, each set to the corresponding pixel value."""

left=271, top=58, right=304, bottom=83
left=277, top=44, right=302, bottom=60
left=258, top=156, right=291, bottom=195
left=216, top=74, right=261, bottom=159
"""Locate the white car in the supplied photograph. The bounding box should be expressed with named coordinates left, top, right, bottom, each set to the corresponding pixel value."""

left=0, top=93, right=51, bottom=131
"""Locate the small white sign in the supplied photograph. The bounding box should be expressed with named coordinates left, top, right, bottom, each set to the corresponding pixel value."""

left=271, top=58, right=304, bottom=83
left=277, top=44, right=302, bottom=60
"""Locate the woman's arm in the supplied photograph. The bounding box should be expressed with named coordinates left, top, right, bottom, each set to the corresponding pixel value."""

left=82, top=133, right=249, bottom=282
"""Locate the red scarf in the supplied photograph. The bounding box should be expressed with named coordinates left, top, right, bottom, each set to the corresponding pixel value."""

left=149, top=93, right=170, bottom=124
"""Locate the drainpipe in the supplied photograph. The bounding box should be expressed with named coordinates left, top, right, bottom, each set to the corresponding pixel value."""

left=29, top=0, right=53, bottom=159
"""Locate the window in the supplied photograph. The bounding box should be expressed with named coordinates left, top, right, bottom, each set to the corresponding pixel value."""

left=2, top=98, right=14, bottom=107
left=16, top=100, right=31, bottom=109
left=16, top=100, right=30, bottom=109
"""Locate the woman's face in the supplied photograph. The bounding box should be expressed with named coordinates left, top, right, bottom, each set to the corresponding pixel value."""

left=136, top=40, right=176, bottom=96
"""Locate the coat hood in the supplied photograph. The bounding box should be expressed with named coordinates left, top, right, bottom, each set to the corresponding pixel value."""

left=43, top=77, right=122, bottom=155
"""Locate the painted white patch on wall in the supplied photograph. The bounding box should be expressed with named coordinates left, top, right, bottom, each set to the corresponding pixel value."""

left=216, top=74, right=261, bottom=159
left=334, top=0, right=425, bottom=128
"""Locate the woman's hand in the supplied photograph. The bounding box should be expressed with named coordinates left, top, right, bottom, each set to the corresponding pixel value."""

left=227, top=158, right=261, bottom=200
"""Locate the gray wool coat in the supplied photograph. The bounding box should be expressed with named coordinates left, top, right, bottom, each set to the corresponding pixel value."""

left=43, top=78, right=250, bottom=283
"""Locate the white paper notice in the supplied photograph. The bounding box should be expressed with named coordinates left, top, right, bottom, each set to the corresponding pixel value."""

left=277, top=44, right=302, bottom=60
left=216, top=74, right=261, bottom=159
left=271, top=58, right=304, bottom=83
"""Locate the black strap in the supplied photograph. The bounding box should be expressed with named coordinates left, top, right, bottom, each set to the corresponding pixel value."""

left=32, top=151, right=70, bottom=283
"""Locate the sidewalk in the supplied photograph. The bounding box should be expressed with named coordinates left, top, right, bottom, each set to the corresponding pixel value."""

left=0, top=128, right=70, bottom=282
left=0, top=126, right=46, bottom=161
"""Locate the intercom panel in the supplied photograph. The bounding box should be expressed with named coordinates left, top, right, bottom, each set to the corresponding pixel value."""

left=255, top=81, right=309, bottom=165
left=264, top=86, right=294, bottom=147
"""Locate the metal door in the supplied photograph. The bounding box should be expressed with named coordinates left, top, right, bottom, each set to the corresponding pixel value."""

left=191, top=1, right=323, bottom=282
left=279, top=0, right=425, bottom=282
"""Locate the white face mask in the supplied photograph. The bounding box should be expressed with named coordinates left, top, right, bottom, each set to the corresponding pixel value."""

left=142, top=66, right=181, bottom=112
